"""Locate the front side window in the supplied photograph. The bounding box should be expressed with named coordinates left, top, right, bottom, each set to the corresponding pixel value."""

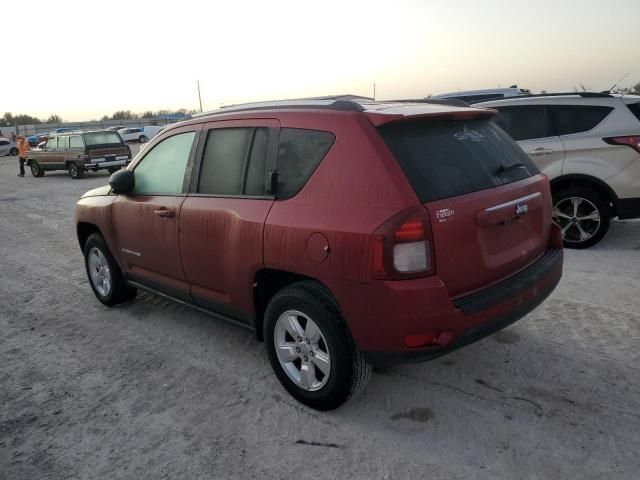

left=277, top=128, right=335, bottom=198
left=551, top=105, right=613, bottom=136
left=494, top=106, right=553, bottom=141
left=133, top=132, right=195, bottom=194
left=46, top=137, right=57, bottom=149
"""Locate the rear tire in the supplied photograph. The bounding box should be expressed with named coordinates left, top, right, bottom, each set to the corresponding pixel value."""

left=139, top=135, right=148, bottom=143
left=10, top=147, right=18, bottom=156
left=552, top=187, right=610, bottom=249
left=84, top=233, right=137, bottom=306
left=30, top=161, right=45, bottom=177
left=107, top=166, right=120, bottom=174
left=68, top=162, right=85, bottom=179
left=264, top=281, right=371, bottom=410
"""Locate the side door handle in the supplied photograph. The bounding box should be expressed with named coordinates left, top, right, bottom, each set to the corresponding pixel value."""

left=528, top=147, right=554, bottom=156
left=153, top=208, right=175, bottom=218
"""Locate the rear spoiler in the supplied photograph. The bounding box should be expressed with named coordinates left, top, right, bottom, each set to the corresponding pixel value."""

left=364, top=106, right=496, bottom=127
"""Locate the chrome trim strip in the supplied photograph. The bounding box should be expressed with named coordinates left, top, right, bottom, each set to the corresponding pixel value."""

left=485, top=192, right=541, bottom=212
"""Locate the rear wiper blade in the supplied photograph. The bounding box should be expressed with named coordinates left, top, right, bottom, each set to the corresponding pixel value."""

left=497, top=162, right=525, bottom=173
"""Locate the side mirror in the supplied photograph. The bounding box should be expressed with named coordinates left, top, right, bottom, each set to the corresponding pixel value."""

left=109, top=169, right=134, bottom=194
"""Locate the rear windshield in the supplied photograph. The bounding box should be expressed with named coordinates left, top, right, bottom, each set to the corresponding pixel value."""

left=627, top=102, right=640, bottom=123
left=83, top=132, right=123, bottom=146
left=378, top=117, right=540, bottom=203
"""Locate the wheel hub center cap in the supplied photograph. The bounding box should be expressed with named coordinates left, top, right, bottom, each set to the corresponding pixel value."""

left=571, top=217, right=578, bottom=224
left=299, top=343, right=310, bottom=356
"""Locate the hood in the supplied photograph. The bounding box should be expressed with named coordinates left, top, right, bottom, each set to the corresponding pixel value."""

left=81, top=185, right=111, bottom=198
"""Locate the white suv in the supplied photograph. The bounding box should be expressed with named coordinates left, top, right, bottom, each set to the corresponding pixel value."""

left=476, top=93, right=640, bottom=248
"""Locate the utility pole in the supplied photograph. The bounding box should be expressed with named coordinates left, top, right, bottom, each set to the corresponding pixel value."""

left=197, top=80, right=203, bottom=112
left=373, top=82, right=376, bottom=101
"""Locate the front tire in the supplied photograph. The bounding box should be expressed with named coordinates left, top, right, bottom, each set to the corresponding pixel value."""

left=552, top=187, right=610, bottom=249
left=84, top=233, right=137, bottom=306
left=68, top=162, right=85, bottom=179
left=264, top=281, right=371, bottom=410
left=10, top=147, right=18, bottom=156
left=30, top=161, right=45, bottom=177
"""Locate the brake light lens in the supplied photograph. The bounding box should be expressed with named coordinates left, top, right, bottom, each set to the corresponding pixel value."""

left=604, top=136, right=640, bottom=154
left=372, top=206, right=435, bottom=279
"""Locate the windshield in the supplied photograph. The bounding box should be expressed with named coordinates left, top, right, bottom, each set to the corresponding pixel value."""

left=378, top=117, right=540, bottom=203
left=83, top=132, right=123, bottom=146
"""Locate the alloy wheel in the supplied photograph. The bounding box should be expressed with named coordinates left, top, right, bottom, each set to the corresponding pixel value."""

left=553, top=197, right=601, bottom=244
left=273, top=310, right=331, bottom=391
left=87, top=247, right=112, bottom=296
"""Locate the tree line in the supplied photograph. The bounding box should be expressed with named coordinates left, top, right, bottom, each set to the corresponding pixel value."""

left=100, top=109, right=195, bottom=121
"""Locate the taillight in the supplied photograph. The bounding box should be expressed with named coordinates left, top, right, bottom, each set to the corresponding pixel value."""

left=604, top=136, right=640, bottom=154
left=372, top=206, right=435, bottom=279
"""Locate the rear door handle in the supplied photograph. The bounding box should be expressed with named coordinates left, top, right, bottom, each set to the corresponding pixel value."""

left=153, top=208, right=175, bottom=218
left=528, top=147, right=554, bottom=156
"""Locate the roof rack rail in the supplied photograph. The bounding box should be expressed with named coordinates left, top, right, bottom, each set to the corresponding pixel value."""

left=387, top=98, right=472, bottom=108
left=191, top=95, right=370, bottom=119
left=467, top=91, right=613, bottom=104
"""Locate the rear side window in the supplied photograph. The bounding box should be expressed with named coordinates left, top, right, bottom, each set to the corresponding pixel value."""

left=198, top=127, right=269, bottom=196
left=378, top=118, right=540, bottom=203
left=84, top=132, right=123, bottom=145
left=494, top=106, right=553, bottom=141
left=625, top=102, right=640, bottom=122
left=551, top=105, right=613, bottom=136
left=69, top=136, right=83, bottom=148
left=277, top=128, right=334, bottom=198
left=58, top=136, right=69, bottom=149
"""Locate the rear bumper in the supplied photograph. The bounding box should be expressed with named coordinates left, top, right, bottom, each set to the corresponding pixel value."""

left=343, top=247, right=563, bottom=367
left=85, top=159, right=130, bottom=171
left=617, top=197, right=640, bottom=220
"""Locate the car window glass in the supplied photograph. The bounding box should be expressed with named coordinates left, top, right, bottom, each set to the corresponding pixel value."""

left=494, top=106, right=552, bottom=141
left=627, top=102, right=640, bottom=122
left=551, top=105, right=613, bottom=136
left=58, top=136, right=69, bottom=149
left=378, top=118, right=539, bottom=203
left=244, top=128, right=269, bottom=196
left=69, top=136, right=83, bottom=148
left=198, top=128, right=253, bottom=195
left=133, top=131, right=195, bottom=194
left=0, top=140, right=8, bottom=146
left=277, top=128, right=334, bottom=198
left=46, top=138, right=57, bottom=149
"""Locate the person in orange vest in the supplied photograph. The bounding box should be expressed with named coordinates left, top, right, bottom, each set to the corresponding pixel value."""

left=17, top=136, right=30, bottom=177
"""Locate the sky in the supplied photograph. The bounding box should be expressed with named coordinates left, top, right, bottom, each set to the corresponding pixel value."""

left=2, top=0, right=639, bottom=122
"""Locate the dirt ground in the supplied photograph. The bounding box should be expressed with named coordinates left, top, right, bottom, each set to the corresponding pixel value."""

left=1, top=151, right=639, bottom=480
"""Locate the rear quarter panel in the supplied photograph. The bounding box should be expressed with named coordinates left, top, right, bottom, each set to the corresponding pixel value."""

left=264, top=111, right=418, bottom=298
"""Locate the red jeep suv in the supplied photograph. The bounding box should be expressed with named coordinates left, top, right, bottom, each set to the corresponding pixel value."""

left=76, top=98, right=563, bottom=410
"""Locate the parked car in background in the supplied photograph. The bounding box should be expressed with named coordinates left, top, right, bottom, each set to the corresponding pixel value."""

left=0, top=138, right=18, bottom=156
left=432, top=85, right=531, bottom=104
left=107, top=125, right=127, bottom=133
left=118, top=127, right=149, bottom=143
left=27, top=130, right=132, bottom=179
left=75, top=97, right=562, bottom=410
left=27, top=133, right=49, bottom=147
left=477, top=92, right=640, bottom=248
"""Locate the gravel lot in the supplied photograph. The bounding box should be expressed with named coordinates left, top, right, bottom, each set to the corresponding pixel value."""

left=1, top=150, right=639, bottom=479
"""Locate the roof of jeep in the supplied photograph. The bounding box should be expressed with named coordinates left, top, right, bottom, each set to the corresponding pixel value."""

left=174, top=97, right=494, bottom=129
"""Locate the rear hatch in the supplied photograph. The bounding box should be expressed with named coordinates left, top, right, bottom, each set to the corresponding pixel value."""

left=378, top=115, right=551, bottom=297
left=83, top=131, right=130, bottom=163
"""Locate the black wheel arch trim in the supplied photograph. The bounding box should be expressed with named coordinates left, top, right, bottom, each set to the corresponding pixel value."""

left=550, top=174, right=619, bottom=215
